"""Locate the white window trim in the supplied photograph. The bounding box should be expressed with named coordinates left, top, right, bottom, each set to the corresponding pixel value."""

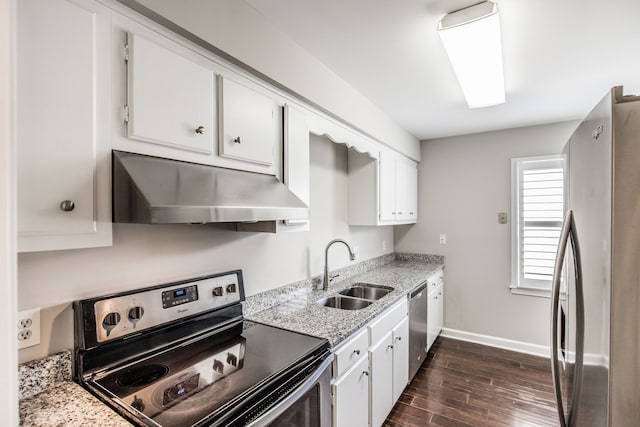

left=510, top=154, right=567, bottom=298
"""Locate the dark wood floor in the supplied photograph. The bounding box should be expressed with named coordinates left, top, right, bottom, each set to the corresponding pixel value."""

left=384, top=337, right=560, bottom=427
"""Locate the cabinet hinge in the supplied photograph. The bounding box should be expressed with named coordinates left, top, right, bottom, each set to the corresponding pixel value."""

left=122, top=105, right=130, bottom=123
left=124, top=44, right=129, bottom=62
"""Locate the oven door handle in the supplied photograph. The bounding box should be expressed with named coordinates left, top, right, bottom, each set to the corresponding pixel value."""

left=247, top=353, right=334, bottom=427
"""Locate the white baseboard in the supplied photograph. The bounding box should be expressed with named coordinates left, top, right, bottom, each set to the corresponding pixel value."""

left=440, top=328, right=607, bottom=366
left=441, top=327, right=550, bottom=358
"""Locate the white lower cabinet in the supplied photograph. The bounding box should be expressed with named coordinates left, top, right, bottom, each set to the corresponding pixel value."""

left=392, top=317, right=410, bottom=402
left=370, top=330, right=394, bottom=427
left=427, top=271, right=445, bottom=352
left=332, top=298, right=409, bottom=427
left=333, top=354, right=370, bottom=427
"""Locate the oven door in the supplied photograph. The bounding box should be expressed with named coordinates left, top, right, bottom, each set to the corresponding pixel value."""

left=248, top=353, right=333, bottom=427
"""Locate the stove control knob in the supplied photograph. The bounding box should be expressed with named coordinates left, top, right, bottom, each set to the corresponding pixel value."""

left=102, top=312, right=121, bottom=337
left=226, top=283, right=237, bottom=293
left=213, top=359, right=224, bottom=374
left=227, top=352, right=238, bottom=367
left=212, top=286, right=223, bottom=297
left=131, top=395, right=145, bottom=412
left=128, top=306, right=144, bottom=328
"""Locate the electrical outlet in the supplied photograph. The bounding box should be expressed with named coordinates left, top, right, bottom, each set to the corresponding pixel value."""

left=17, top=308, right=41, bottom=350
left=439, top=234, right=447, bottom=244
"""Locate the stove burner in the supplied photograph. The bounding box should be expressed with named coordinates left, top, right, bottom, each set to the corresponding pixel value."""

left=116, top=364, right=170, bottom=388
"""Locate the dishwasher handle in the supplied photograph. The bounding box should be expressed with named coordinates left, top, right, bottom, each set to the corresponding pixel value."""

left=410, top=282, right=427, bottom=299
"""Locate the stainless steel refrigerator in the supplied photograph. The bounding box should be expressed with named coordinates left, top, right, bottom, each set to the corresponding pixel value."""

left=550, top=86, right=640, bottom=427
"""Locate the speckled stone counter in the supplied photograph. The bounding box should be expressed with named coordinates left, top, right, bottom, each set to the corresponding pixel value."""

left=246, top=253, right=444, bottom=348
left=18, top=350, right=130, bottom=427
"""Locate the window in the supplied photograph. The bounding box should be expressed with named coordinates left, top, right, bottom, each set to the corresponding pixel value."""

left=510, top=154, right=566, bottom=297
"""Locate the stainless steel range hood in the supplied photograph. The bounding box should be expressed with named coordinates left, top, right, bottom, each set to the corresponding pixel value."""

left=113, top=150, right=309, bottom=224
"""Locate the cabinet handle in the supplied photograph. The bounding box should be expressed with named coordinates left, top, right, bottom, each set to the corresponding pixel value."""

left=60, top=200, right=75, bottom=212
left=387, top=344, right=394, bottom=350
left=434, top=296, right=438, bottom=300
left=233, top=136, right=242, bottom=144
left=362, top=370, right=369, bottom=376
left=409, top=212, right=414, bottom=215
left=353, top=349, right=361, bottom=355
left=195, top=126, right=205, bottom=134
left=398, top=212, right=403, bottom=215
left=391, top=212, right=396, bottom=215
left=395, top=336, right=402, bottom=342
left=438, top=292, right=442, bottom=296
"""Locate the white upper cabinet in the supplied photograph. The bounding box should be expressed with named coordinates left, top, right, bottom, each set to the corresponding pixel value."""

left=17, top=0, right=112, bottom=252
left=349, top=148, right=418, bottom=225
left=218, top=76, right=276, bottom=167
left=112, top=17, right=279, bottom=175
left=126, top=29, right=215, bottom=154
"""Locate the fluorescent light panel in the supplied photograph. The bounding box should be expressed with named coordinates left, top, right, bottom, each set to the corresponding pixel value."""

left=438, top=1, right=505, bottom=108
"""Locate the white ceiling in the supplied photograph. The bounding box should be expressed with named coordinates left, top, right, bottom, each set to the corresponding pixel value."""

left=245, top=0, right=640, bottom=140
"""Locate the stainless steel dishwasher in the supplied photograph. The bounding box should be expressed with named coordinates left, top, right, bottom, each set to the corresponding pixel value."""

left=408, top=282, right=428, bottom=381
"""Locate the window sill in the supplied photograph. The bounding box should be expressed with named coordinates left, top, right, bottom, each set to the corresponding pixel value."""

left=509, top=285, right=566, bottom=299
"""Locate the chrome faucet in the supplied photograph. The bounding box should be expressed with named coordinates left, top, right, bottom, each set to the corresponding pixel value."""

left=322, top=239, right=357, bottom=290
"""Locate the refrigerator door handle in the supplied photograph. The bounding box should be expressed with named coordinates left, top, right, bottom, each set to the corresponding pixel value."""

left=551, top=210, right=585, bottom=427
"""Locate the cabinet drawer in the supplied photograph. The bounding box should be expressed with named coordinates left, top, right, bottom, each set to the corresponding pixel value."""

left=369, top=298, right=408, bottom=345
left=334, top=328, right=369, bottom=378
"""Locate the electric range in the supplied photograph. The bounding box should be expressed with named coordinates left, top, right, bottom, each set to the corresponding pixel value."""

left=73, top=270, right=332, bottom=427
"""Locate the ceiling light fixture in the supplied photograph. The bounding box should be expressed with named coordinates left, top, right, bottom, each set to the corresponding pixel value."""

left=438, top=1, right=505, bottom=108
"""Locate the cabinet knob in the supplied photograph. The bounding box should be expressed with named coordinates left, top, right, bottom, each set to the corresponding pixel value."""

left=398, top=212, right=403, bottom=215
left=395, top=336, right=402, bottom=342
left=195, top=126, right=206, bottom=134
left=391, top=211, right=396, bottom=215
left=352, top=349, right=361, bottom=356
left=409, top=212, right=414, bottom=215
left=60, top=200, right=75, bottom=212
left=387, top=344, right=394, bottom=350
left=362, top=370, right=369, bottom=376
left=233, top=136, right=242, bottom=144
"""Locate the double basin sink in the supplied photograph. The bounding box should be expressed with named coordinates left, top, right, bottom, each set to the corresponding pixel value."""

left=316, top=283, right=394, bottom=310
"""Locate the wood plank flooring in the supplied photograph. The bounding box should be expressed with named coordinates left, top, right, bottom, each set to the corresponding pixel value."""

left=384, top=337, right=560, bottom=427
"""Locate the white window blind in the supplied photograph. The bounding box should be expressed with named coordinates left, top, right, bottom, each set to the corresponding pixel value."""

left=511, top=155, right=566, bottom=296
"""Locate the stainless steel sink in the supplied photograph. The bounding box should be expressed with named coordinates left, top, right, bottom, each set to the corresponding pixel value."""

left=316, top=296, right=372, bottom=310
left=339, top=283, right=393, bottom=300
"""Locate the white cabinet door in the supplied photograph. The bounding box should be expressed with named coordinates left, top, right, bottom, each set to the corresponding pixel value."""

left=427, top=282, right=444, bottom=351
left=17, top=0, right=112, bottom=252
left=395, top=158, right=418, bottom=222
left=333, top=355, right=369, bottom=427
left=280, top=104, right=309, bottom=230
left=379, top=150, right=397, bottom=222
left=405, top=161, right=418, bottom=221
left=219, top=76, right=275, bottom=166
left=395, top=160, right=409, bottom=220
left=369, top=331, right=394, bottom=427
left=126, top=28, right=215, bottom=154
left=392, top=316, right=410, bottom=402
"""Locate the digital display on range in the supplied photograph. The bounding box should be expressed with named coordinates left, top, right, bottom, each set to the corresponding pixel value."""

left=162, top=285, right=198, bottom=309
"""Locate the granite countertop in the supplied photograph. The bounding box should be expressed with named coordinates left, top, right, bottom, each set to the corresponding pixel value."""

left=18, top=350, right=131, bottom=427
left=246, top=255, right=444, bottom=348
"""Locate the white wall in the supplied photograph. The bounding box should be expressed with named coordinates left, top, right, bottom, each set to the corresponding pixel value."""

left=17, top=134, right=393, bottom=363
left=131, top=0, right=420, bottom=161
left=395, top=121, right=579, bottom=348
